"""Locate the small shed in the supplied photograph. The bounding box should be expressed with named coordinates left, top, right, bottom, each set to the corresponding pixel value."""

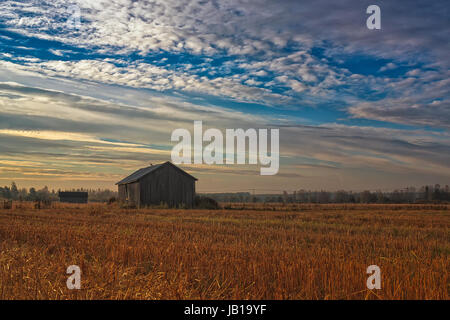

left=116, top=161, right=197, bottom=208
left=59, top=191, right=88, bottom=203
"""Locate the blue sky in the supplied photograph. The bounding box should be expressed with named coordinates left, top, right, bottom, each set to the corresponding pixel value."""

left=0, top=0, right=449, bottom=192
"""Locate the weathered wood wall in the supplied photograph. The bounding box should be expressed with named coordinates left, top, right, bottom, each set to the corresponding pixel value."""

left=118, top=182, right=140, bottom=206
left=59, top=197, right=88, bottom=204
left=138, top=164, right=195, bottom=208
left=59, top=192, right=88, bottom=204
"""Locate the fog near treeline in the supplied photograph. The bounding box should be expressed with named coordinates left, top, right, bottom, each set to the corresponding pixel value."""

left=201, top=184, right=450, bottom=204
left=1, top=182, right=449, bottom=204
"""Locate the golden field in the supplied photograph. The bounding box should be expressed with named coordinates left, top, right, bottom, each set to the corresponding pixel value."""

left=0, top=202, right=448, bottom=299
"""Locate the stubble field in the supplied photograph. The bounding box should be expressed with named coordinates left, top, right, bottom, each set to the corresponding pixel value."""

left=0, top=202, right=448, bottom=299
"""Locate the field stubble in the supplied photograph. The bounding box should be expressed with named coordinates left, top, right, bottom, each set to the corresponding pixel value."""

left=0, top=202, right=448, bottom=299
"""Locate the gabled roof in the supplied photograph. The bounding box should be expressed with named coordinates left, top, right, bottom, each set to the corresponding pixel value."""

left=115, top=163, right=163, bottom=185
left=115, top=161, right=197, bottom=185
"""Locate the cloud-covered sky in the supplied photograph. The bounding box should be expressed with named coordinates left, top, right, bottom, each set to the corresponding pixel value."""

left=0, top=0, right=449, bottom=192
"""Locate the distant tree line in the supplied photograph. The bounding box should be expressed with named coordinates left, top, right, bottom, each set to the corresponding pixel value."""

left=0, top=182, right=117, bottom=202
left=2, top=182, right=449, bottom=204
left=202, top=184, right=450, bottom=204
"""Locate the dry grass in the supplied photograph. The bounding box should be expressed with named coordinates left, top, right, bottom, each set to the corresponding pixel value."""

left=0, top=202, right=448, bottom=299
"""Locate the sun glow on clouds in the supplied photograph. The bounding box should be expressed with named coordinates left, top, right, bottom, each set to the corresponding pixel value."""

left=0, top=129, right=141, bottom=147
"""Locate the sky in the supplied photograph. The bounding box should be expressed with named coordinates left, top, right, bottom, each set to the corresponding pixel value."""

left=0, top=0, right=449, bottom=193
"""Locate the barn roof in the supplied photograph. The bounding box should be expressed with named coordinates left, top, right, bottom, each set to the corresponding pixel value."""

left=115, top=161, right=197, bottom=185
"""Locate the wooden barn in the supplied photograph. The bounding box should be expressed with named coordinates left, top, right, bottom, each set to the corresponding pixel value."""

left=59, top=191, right=88, bottom=203
left=116, top=161, right=197, bottom=208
